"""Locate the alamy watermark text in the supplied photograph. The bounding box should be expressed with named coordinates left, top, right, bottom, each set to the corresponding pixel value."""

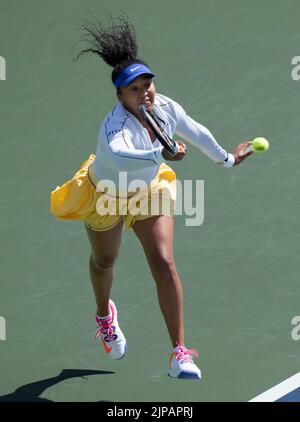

left=0, top=56, right=6, bottom=80
left=291, top=316, right=300, bottom=340
left=291, top=56, right=300, bottom=80
left=95, top=172, right=204, bottom=227
left=0, top=316, right=6, bottom=341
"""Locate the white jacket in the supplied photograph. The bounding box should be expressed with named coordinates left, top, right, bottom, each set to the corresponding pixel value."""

left=91, top=93, right=234, bottom=195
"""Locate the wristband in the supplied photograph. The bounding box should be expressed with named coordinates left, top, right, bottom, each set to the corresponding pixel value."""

left=223, top=153, right=235, bottom=168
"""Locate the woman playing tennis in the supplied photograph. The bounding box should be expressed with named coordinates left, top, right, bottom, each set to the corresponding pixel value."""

left=50, top=16, right=252, bottom=379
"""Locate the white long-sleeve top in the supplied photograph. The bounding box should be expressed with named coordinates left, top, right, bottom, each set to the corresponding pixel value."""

left=91, top=93, right=234, bottom=196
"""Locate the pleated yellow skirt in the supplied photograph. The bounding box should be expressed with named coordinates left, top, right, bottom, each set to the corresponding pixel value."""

left=50, top=154, right=176, bottom=232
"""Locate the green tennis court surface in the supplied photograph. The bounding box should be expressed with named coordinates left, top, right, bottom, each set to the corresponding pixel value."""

left=1, top=0, right=299, bottom=402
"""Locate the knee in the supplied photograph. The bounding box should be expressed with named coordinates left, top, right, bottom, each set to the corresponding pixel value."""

left=152, top=255, right=178, bottom=282
left=90, top=252, right=119, bottom=271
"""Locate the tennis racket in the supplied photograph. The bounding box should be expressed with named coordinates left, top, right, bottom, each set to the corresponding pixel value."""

left=139, top=104, right=179, bottom=157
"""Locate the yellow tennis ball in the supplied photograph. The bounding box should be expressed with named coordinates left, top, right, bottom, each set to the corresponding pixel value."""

left=252, top=137, right=269, bottom=152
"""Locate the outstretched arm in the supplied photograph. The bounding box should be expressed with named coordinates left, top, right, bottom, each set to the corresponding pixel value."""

left=173, top=102, right=252, bottom=167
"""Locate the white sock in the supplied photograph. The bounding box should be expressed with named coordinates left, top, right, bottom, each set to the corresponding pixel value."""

left=96, top=312, right=112, bottom=321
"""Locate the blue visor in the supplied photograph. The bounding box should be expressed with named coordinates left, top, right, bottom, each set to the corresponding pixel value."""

left=114, top=64, right=155, bottom=88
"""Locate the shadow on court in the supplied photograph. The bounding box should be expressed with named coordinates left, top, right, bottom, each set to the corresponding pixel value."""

left=0, top=369, right=114, bottom=402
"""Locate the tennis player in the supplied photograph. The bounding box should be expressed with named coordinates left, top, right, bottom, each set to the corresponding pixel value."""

left=50, top=16, right=253, bottom=379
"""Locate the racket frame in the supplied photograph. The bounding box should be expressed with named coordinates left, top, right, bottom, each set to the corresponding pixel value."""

left=139, top=104, right=178, bottom=157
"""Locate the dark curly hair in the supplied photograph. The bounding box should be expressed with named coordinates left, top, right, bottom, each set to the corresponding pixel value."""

left=75, top=14, right=149, bottom=86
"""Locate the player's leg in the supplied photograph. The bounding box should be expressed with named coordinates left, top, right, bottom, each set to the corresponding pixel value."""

left=133, top=215, right=201, bottom=378
left=132, top=215, right=184, bottom=347
left=85, top=220, right=124, bottom=316
left=85, top=220, right=127, bottom=359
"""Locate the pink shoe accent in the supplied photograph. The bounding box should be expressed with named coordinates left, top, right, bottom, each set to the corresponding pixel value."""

left=173, top=342, right=199, bottom=363
left=95, top=301, right=116, bottom=343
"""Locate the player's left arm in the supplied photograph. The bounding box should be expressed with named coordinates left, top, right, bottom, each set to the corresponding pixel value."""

left=173, top=101, right=252, bottom=167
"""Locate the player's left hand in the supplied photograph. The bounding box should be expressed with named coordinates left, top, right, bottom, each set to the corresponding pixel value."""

left=233, top=141, right=254, bottom=166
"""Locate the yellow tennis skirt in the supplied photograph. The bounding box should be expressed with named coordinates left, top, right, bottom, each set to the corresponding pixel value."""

left=50, top=154, right=176, bottom=232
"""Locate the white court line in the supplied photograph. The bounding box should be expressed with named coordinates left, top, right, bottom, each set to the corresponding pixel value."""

left=249, top=372, right=300, bottom=402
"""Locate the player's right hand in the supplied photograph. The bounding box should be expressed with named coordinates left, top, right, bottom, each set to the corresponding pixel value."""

left=162, top=141, right=186, bottom=161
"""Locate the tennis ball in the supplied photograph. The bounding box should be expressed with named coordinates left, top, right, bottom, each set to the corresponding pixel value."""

left=252, top=137, right=269, bottom=152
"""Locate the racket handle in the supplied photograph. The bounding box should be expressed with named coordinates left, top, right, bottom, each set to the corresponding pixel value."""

left=171, top=141, right=179, bottom=156
left=164, top=141, right=179, bottom=157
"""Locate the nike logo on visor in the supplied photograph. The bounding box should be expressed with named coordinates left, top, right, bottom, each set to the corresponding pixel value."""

left=130, top=66, right=141, bottom=72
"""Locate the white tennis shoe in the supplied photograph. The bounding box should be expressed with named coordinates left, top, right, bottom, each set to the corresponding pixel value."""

left=168, top=343, right=201, bottom=379
left=95, top=299, right=127, bottom=360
